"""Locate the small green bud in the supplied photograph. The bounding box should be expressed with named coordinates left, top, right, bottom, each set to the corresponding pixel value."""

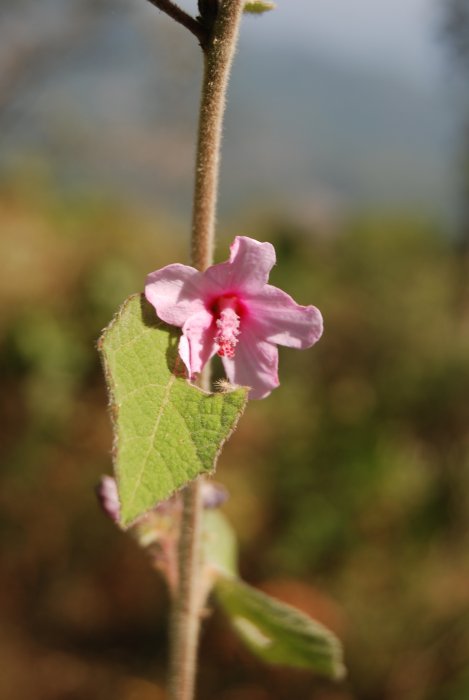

left=244, top=1, right=276, bottom=14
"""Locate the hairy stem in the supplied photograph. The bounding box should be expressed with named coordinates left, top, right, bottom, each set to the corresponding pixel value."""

left=168, top=2, right=244, bottom=699
left=168, top=476, right=204, bottom=700
left=191, top=0, right=245, bottom=272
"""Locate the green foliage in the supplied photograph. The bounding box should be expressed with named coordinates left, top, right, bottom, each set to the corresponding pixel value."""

left=203, top=509, right=238, bottom=578
left=215, top=576, right=345, bottom=679
left=203, top=509, right=344, bottom=678
left=98, top=294, right=248, bottom=527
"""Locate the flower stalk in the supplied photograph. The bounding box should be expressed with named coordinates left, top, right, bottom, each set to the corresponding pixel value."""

left=167, top=2, right=244, bottom=699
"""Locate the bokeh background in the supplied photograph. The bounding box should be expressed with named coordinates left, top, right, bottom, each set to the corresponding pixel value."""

left=1, top=1, right=469, bottom=698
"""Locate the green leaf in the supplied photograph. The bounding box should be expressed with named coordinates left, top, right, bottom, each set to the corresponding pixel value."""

left=244, top=1, right=276, bottom=14
left=203, top=509, right=239, bottom=578
left=215, top=576, right=345, bottom=680
left=98, top=294, right=248, bottom=528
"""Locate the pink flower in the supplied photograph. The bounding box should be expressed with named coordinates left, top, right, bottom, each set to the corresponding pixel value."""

left=145, top=236, right=323, bottom=399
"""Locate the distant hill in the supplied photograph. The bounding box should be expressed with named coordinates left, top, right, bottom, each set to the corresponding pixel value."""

left=223, top=39, right=453, bottom=215
left=0, top=4, right=454, bottom=220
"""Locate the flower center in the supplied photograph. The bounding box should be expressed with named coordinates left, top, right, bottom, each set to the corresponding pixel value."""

left=214, top=297, right=241, bottom=359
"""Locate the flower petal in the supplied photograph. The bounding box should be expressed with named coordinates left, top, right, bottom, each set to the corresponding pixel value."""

left=221, top=327, right=279, bottom=399
left=145, top=264, right=207, bottom=327
left=179, top=310, right=217, bottom=376
left=204, top=236, right=276, bottom=294
left=246, top=284, right=323, bottom=349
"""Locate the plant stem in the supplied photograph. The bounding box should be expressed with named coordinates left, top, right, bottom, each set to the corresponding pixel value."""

left=168, top=2, right=244, bottom=699
left=191, top=0, right=245, bottom=272
left=168, top=476, right=204, bottom=700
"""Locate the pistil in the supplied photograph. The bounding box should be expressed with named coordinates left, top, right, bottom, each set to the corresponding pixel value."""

left=214, top=297, right=241, bottom=358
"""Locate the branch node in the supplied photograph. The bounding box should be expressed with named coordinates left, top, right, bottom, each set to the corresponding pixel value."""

left=145, top=0, right=207, bottom=46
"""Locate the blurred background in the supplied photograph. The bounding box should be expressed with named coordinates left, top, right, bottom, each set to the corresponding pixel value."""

left=1, top=0, right=469, bottom=698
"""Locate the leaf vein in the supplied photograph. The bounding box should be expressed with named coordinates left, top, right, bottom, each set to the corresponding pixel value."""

left=125, top=372, right=177, bottom=512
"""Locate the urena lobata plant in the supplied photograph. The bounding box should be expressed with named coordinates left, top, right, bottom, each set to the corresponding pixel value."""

left=98, top=2, right=345, bottom=699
